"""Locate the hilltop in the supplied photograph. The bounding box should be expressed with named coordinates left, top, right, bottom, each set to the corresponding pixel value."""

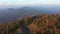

left=0, top=6, right=60, bottom=23
left=0, top=14, right=60, bottom=34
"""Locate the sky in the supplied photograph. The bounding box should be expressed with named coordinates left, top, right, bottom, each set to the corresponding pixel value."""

left=0, top=0, right=60, bottom=6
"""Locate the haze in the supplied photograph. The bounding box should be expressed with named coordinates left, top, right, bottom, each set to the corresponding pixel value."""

left=0, top=0, right=60, bottom=6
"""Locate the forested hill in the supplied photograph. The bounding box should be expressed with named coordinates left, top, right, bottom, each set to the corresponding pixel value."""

left=0, top=14, right=60, bottom=34
left=0, top=6, right=60, bottom=23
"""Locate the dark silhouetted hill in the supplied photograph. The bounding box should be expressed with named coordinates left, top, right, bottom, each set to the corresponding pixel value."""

left=0, top=5, right=60, bottom=23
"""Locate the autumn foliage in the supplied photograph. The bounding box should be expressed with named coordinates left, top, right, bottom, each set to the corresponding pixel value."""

left=0, top=14, right=60, bottom=34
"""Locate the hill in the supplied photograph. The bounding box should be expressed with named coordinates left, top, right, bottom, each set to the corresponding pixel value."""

left=0, top=14, right=60, bottom=34
left=0, top=5, right=60, bottom=23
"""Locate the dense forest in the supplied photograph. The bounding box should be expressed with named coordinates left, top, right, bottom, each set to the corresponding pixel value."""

left=0, top=14, right=60, bottom=34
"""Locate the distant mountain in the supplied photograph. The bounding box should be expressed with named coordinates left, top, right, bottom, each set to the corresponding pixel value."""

left=0, top=5, right=60, bottom=23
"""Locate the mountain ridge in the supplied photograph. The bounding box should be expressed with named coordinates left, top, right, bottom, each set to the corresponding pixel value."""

left=0, top=6, right=60, bottom=23
left=0, top=14, right=60, bottom=34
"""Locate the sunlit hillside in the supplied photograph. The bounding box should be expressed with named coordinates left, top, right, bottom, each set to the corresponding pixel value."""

left=0, top=14, right=60, bottom=34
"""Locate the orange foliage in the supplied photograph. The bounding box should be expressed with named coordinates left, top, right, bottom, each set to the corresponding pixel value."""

left=0, top=14, right=60, bottom=34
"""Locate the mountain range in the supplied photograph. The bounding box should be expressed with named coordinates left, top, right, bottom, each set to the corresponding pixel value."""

left=0, top=5, right=60, bottom=23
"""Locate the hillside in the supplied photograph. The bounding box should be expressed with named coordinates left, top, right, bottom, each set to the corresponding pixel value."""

left=0, top=6, right=60, bottom=23
left=0, top=14, right=60, bottom=34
